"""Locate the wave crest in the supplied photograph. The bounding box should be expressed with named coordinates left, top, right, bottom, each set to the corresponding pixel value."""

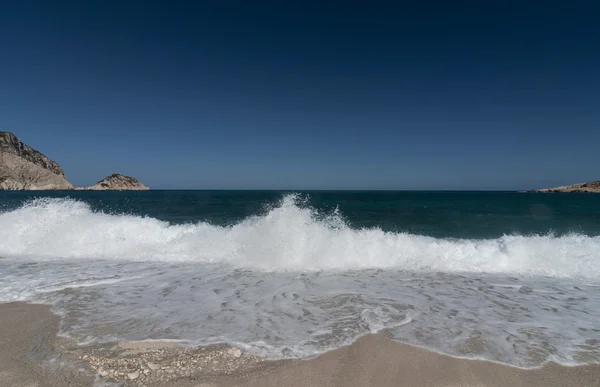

left=0, top=195, right=598, bottom=278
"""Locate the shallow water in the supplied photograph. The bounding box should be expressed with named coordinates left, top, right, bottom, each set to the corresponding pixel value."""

left=1, top=191, right=599, bottom=367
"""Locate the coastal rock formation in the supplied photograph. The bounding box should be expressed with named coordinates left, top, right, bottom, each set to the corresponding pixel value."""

left=86, top=174, right=150, bottom=191
left=0, top=132, right=73, bottom=190
left=532, top=181, right=600, bottom=193
left=0, top=132, right=149, bottom=191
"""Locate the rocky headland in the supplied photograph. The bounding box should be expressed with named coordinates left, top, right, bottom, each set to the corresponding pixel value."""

left=530, top=181, right=600, bottom=193
left=0, top=132, right=149, bottom=190
left=0, top=132, right=73, bottom=190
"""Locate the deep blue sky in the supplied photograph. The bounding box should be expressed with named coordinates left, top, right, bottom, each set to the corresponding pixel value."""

left=1, top=1, right=599, bottom=189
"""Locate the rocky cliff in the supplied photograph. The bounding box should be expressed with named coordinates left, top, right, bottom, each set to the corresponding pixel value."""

left=531, top=181, right=600, bottom=193
left=0, top=132, right=73, bottom=190
left=86, top=174, right=150, bottom=191
left=0, top=132, right=149, bottom=191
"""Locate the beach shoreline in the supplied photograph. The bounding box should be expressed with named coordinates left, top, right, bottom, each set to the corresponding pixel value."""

left=1, top=302, right=599, bottom=387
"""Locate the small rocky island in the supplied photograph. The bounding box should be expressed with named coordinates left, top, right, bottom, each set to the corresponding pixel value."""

left=86, top=174, right=149, bottom=191
left=530, top=181, right=600, bottom=193
left=0, top=132, right=149, bottom=191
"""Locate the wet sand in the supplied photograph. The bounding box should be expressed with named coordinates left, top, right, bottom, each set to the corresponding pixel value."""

left=1, top=302, right=599, bottom=387
left=0, top=302, right=93, bottom=387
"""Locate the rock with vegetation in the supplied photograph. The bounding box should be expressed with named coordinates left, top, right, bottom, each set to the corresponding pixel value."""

left=531, top=181, right=600, bottom=193
left=86, top=173, right=149, bottom=191
left=0, top=132, right=73, bottom=190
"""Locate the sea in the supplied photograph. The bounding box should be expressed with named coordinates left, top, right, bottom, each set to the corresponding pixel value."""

left=0, top=190, right=599, bottom=368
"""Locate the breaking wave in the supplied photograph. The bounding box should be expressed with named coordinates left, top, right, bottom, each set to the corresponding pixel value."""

left=0, top=195, right=598, bottom=279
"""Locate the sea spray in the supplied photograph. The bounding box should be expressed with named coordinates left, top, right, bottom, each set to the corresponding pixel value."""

left=0, top=195, right=598, bottom=279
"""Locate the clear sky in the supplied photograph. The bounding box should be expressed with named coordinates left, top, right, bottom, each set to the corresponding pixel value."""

left=1, top=1, right=599, bottom=190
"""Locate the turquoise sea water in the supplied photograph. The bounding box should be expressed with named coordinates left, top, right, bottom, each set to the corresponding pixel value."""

left=0, top=191, right=599, bottom=367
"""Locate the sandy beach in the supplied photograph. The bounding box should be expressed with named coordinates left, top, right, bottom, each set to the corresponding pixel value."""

left=1, top=302, right=599, bottom=387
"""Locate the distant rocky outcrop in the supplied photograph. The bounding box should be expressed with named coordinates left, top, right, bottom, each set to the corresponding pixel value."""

left=86, top=174, right=150, bottom=191
left=531, top=181, right=600, bottom=193
left=0, top=132, right=73, bottom=190
left=0, top=132, right=149, bottom=191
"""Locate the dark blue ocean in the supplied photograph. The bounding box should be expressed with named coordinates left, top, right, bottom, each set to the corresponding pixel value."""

left=1, top=191, right=599, bottom=367
left=2, top=190, right=600, bottom=238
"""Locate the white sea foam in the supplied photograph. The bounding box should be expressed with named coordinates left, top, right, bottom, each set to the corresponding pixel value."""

left=0, top=195, right=598, bottom=279
left=1, top=195, right=599, bottom=367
